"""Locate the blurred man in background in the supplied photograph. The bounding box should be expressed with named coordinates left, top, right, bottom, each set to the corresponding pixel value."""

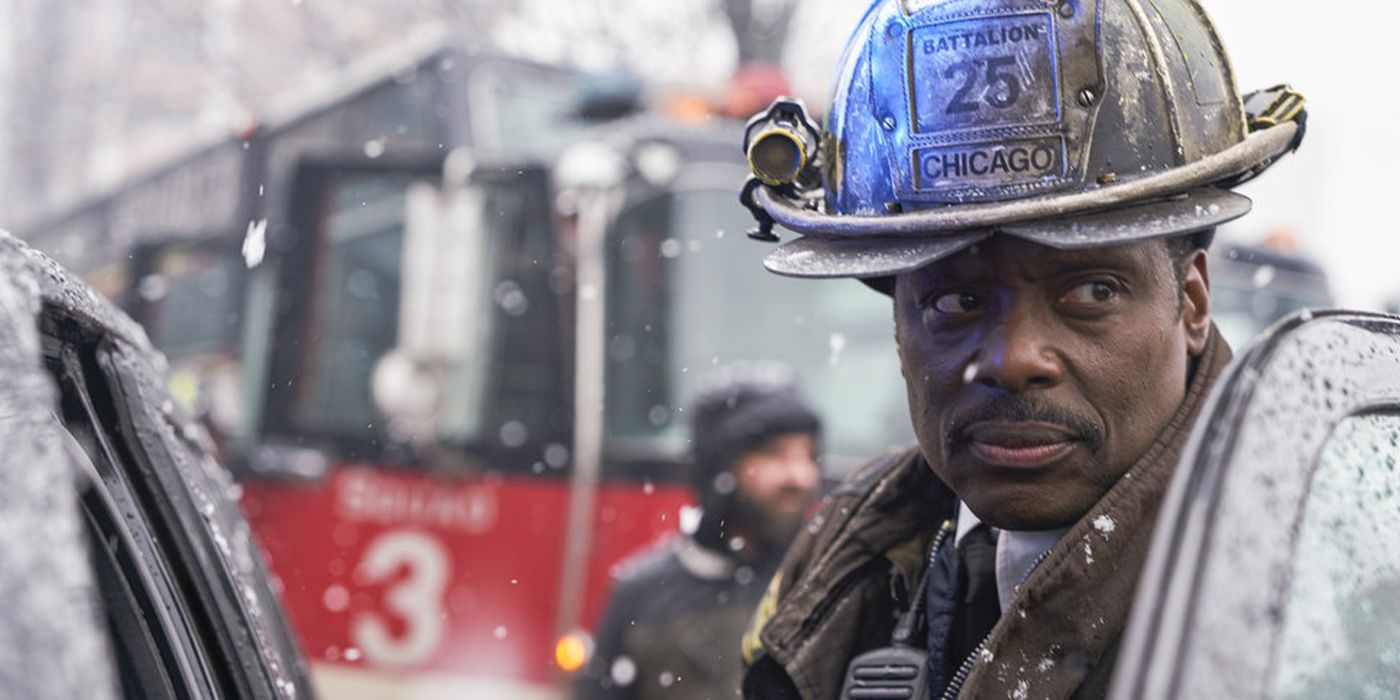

left=574, top=365, right=822, bottom=699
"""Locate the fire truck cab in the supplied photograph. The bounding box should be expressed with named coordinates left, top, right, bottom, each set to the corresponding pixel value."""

left=21, top=39, right=913, bottom=697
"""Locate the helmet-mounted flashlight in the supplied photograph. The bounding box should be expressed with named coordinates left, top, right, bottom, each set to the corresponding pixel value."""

left=743, top=97, right=822, bottom=189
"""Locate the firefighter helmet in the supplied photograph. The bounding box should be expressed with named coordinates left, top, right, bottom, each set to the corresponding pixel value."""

left=740, top=0, right=1306, bottom=281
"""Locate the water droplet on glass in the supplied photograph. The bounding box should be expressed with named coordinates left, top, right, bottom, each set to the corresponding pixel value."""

left=363, top=138, right=386, bottom=159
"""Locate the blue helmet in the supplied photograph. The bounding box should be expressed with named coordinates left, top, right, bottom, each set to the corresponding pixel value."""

left=741, top=0, right=1306, bottom=282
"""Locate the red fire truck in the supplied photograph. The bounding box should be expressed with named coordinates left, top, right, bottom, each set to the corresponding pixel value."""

left=19, top=38, right=913, bottom=697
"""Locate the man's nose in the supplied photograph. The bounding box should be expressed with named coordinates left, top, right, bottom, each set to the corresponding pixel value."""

left=968, top=305, right=1063, bottom=393
left=780, top=455, right=821, bottom=491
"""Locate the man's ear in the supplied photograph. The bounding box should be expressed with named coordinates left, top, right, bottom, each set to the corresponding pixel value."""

left=1182, top=250, right=1211, bottom=356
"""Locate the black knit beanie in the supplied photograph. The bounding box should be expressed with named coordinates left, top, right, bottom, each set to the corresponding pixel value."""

left=687, top=366, right=821, bottom=549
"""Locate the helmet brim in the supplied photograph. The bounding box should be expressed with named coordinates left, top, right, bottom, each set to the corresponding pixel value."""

left=1001, top=188, right=1250, bottom=248
left=764, top=187, right=1249, bottom=281
left=764, top=230, right=988, bottom=279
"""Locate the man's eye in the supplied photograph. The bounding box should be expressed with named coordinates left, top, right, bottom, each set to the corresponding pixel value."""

left=930, top=292, right=984, bottom=315
left=1060, top=280, right=1121, bottom=306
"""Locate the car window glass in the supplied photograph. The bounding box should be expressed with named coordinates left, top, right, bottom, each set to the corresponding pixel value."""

left=1270, top=411, right=1400, bottom=699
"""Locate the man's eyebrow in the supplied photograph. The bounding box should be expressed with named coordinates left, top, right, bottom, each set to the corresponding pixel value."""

left=1020, top=249, right=1142, bottom=279
left=917, top=262, right=989, bottom=285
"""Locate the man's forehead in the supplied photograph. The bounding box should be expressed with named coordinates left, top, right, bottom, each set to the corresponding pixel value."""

left=905, top=235, right=1165, bottom=282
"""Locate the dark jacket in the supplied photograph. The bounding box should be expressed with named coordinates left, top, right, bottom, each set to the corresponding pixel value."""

left=742, top=328, right=1232, bottom=699
left=576, top=534, right=779, bottom=700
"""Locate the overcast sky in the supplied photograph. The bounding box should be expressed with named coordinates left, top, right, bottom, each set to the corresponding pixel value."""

left=1204, top=1, right=1400, bottom=309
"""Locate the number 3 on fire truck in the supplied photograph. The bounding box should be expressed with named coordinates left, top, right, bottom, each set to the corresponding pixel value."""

left=350, top=530, right=451, bottom=666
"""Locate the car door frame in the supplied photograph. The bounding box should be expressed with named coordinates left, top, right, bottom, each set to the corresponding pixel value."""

left=0, top=233, right=314, bottom=700
left=1112, top=310, right=1400, bottom=700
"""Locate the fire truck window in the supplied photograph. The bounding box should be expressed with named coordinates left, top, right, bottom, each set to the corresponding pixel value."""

left=605, top=188, right=912, bottom=472
left=296, top=175, right=407, bottom=439
left=606, top=194, right=673, bottom=445
left=434, top=177, right=563, bottom=452
left=281, top=169, right=564, bottom=463
left=138, top=245, right=239, bottom=362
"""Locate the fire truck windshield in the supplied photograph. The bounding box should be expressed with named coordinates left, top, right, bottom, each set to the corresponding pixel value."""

left=605, top=185, right=913, bottom=471
left=263, top=164, right=566, bottom=462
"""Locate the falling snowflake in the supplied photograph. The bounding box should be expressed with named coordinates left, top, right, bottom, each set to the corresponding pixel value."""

left=242, top=219, right=267, bottom=269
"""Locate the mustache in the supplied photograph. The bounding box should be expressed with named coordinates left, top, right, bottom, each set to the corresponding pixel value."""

left=945, top=396, right=1105, bottom=453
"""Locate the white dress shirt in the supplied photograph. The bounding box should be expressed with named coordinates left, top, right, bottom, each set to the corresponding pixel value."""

left=954, top=502, right=1069, bottom=613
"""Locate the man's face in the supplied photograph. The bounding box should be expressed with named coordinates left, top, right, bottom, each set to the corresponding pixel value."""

left=732, top=432, right=821, bottom=538
left=893, top=236, right=1211, bottom=530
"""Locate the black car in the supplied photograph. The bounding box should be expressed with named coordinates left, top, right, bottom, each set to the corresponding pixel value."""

left=1113, top=310, right=1400, bottom=699
left=0, top=231, right=313, bottom=700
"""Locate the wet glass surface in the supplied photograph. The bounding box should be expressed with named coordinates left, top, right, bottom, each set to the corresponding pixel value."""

left=1272, top=411, right=1400, bottom=699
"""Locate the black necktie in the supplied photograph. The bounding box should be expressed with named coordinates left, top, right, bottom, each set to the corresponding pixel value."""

left=952, top=523, right=1001, bottom=665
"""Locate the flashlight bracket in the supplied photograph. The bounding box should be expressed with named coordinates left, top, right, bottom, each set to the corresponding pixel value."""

left=740, top=178, right=780, bottom=242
